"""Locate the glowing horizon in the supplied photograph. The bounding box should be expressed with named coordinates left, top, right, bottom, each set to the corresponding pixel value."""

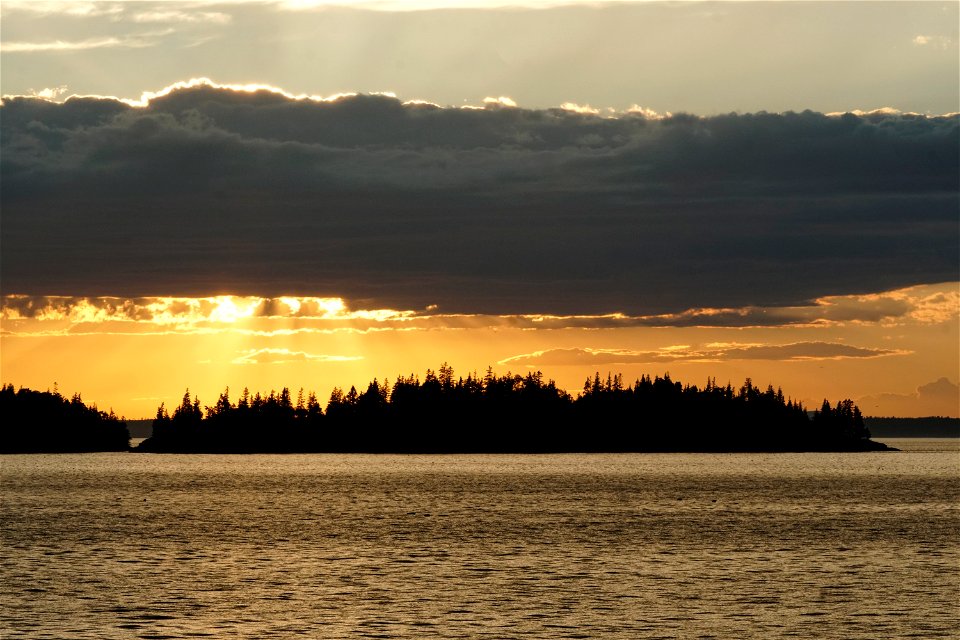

left=2, top=284, right=957, bottom=419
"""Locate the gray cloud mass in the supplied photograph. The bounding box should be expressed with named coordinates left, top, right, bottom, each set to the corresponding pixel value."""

left=1, top=86, right=957, bottom=314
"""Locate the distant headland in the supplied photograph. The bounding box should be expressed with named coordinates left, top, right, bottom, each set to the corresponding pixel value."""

left=2, top=368, right=900, bottom=454
left=863, top=417, right=960, bottom=439
left=0, top=384, right=129, bottom=453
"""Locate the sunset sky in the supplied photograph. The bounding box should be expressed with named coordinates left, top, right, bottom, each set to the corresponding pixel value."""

left=2, top=0, right=958, bottom=419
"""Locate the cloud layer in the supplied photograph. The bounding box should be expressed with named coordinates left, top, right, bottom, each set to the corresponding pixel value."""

left=2, top=83, right=957, bottom=315
left=231, top=348, right=362, bottom=365
left=499, top=342, right=904, bottom=367
left=2, top=283, right=954, bottom=334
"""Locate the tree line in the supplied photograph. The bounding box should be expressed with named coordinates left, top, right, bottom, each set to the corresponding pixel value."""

left=0, top=384, right=129, bottom=453
left=136, top=365, right=883, bottom=453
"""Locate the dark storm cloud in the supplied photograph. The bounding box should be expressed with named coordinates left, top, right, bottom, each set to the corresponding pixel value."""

left=1, top=85, right=957, bottom=314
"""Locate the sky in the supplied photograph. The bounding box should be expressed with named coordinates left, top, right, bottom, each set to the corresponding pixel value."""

left=1, top=0, right=958, bottom=419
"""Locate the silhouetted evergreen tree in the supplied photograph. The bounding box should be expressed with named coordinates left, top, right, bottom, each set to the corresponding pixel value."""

left=0, top=384, right=129, bottom=452
left=132, top=367, right=891, bottom=453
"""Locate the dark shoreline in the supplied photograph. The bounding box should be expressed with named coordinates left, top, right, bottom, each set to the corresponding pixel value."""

left=131, top=437, right=898, bottom=454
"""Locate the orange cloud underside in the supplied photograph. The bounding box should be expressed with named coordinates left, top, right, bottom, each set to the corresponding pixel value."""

left=1, top=283, right=956, bottom=419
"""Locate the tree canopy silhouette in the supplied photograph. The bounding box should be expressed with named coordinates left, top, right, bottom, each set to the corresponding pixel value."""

left=0, top=384, right=129, bottom=453
left=135, top=365, right=889, bottom=453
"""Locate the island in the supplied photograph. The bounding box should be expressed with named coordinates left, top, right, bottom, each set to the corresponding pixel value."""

left=0, top=368, right=900, bottom=454
left=130, top=366, right=894, bottom=453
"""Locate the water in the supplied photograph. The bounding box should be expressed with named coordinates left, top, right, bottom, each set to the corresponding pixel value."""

left=2, top=445, right=958, bottom=639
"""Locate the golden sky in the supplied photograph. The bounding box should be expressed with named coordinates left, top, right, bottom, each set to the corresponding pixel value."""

left=3, top=283, right=957, bottom=418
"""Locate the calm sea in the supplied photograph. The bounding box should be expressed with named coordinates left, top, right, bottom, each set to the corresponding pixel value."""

left=2, top=441, right=958, bottom=639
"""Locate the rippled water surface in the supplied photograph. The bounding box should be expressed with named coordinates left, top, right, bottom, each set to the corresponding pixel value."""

left=2, top=445, right=958, bottom=638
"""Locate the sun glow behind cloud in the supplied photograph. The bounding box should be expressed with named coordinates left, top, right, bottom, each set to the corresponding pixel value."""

left=120, top=77, right=371, bottom=108
left=0, top=295, right=415, bottom=328
left=0, top=76, right=626, bottom=117
left=6, top=77, right=957, bottom=138
left=2, top=284, right=956, bottom=336
left=2, top=284, right=956, bottom=418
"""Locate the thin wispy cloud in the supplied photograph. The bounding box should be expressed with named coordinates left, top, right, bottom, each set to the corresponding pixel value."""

left=0, top=0, right=667, bottom=14
left=276, top=0, right=643, bottom=10
left=1, top=29, right=174, bottom=53
left=231, top=348, right=362, bottom=365
left=0, top=1, right=123, bottom=17
left=499, top=342, right=906, bottom=367
left=129, top=10, right=232, bottom=24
